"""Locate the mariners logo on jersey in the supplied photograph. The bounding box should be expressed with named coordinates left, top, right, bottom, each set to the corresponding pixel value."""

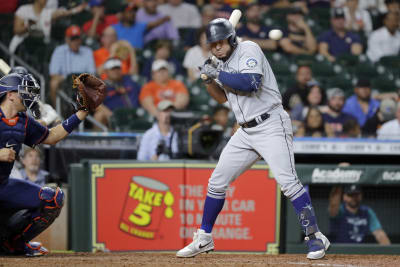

left=246, top=58, right=257, bottom=68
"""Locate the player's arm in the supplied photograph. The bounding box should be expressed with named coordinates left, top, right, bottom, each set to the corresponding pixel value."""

left=43, top=110, right=88, bottom=145
left=328, top=186, right=342, bottom=217
left=205, top=80, right=227, bottom=104
left=373, top=229, right=391, bottom=245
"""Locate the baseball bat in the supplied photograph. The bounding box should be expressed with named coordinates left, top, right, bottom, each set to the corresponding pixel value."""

left=0, top=59, right=11, bottom=76
left=200, top=9, right=242, bottom=81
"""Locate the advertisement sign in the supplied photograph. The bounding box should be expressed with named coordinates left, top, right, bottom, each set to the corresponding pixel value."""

left=90, top=162, right=280, bottom=253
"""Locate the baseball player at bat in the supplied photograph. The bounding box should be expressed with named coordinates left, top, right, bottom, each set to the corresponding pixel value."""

left=0, top=72, right=105, bottom=256
left=176, top=18, right=330, bottom=259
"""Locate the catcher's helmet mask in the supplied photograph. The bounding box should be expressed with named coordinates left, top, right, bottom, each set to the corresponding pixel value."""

left=206, top=18, right=237, bottom=60
left=0, top=73, right=40, bottom=113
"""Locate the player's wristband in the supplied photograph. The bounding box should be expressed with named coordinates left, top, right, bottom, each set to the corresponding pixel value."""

left=62, top=114, right=82, bottom=133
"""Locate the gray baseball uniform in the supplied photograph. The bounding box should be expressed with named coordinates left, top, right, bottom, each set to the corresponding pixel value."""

left=208, top=40, right=304, bottom=200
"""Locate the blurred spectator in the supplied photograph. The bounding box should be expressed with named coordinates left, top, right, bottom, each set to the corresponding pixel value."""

left=201, top=4, right=217, bottom=26
left=158, top=0, right=201, bottom=29
left=136, top=0, right=179, bottom=44
left=280, top=7, right=317, bottom=55
left=358, top=0, right=388, bottom=14
left=49, top=25, right=96, bottom=106
left=20, top=148, right=48, bottom=186
left=83, top=0, right=118, bottom=43
left=291, top=81, right=327, bottom=121
left=341, top=118, right=361, bottom=137
left=385, top=0, right=400, bottom=13
left=363, top=98, right=397, bottom=137
left=343, top=79, right=380, bottom=128
left=367, top=12, right=400, bottom=62
left=139, top=59, right=189, bottom=118
left=343, top=0, right=373, bottom=36
left=142, top=40, right=183, bottom=81
left=329, top=185, right=391, bottom=244
left=137, top=100, right=179, bottom=161
left=94, top=58, right=141, bottom=127
left=212, top=105, right=231, bottom=137
left=113, top=3, right=171, bottom=49
left=318, top=7, right=362, bottom=62
left=183, top=27, right=211, bottom=82
left=377, top=101, right=400, bottom=139
left=10, top=0, right=86, bottom=53
left=296, top=107, right=330, bottom=137
left=94, top=26, right=138, bottom=80
left=282, top=65, right=313, bottom=111
left=322, top=88, right=356, bottom=137
left=210, top=0, right=232, bottom=19
left=236, top=3, right=277, bottom=51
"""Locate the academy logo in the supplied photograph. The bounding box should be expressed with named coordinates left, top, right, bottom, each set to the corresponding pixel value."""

left=382, top=171, right=400, bottom=181
left=311, top=168, right=363, bottom=183
left=246, top=58, right=257, bottom=68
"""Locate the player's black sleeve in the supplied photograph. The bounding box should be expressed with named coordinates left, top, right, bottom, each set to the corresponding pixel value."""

left=24, top=116, right=49, bottom=147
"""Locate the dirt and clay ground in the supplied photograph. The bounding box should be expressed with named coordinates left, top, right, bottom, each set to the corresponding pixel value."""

left=0, top=252, right=399, bottom=267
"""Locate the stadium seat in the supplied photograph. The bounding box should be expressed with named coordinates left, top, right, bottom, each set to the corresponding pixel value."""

left=110, top=107, right=154, bottom=132
left=351, top=63, right=379, bottom=79
left=371, top=76, right=400, bottom=93
left=325, top=75, right=354, bottom=93
left=336, top=54, right=360, bottom=68
left=311, top=61, right=337, bottom=77
left=379, top=56, right=400, bottom=69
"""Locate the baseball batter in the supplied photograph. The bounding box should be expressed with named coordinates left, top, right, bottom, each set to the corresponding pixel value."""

left=177, top=18, right=330, bottom=259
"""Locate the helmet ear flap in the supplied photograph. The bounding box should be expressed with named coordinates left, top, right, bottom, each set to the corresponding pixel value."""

left=229, top=33, right=237, bottom=48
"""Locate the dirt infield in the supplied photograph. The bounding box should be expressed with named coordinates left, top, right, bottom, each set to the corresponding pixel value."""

left=1, top=252, right=399, bottom=267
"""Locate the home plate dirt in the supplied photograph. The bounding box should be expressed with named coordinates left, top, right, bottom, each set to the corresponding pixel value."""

left=0, top=252, right=398, bottom=267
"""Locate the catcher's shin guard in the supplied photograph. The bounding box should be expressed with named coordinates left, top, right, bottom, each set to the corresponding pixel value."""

left=4, top=187, right=65, bottom=252
left=20, top=187, right=65, bottom=242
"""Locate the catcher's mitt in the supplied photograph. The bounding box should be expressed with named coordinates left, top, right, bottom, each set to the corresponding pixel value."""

left=73, top=73, right=106, bottom=112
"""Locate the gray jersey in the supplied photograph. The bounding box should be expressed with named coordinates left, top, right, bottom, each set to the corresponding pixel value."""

left=217, top=41, right=282, bottom=125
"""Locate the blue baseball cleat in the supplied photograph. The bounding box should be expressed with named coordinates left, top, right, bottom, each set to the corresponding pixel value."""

left=24, top=242, right=49, bottom=257
left=305, top=232, right=330, bottom=260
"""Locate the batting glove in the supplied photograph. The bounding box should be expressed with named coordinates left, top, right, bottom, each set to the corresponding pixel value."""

left=200, top=62, right=220, bottom=80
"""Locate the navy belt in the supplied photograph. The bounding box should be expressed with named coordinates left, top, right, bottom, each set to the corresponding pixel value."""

left=240, top=112, right=270, bottom=128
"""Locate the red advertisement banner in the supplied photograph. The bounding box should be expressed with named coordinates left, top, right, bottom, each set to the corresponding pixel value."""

left=91, top=162, right=280, bottom=253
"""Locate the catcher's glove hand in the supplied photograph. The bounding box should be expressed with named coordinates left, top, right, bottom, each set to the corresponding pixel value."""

left=73, top=73, right=106, bottom=112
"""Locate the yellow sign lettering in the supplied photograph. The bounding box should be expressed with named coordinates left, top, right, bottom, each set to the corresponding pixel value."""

left=133, top=187, right=144, bottom=202
left=153, top=193, right=163, bottom=206
left=129, top=203, right=152, bottom=226
left=143, top=190, right=155, bottom=205
left=128, top=183, right=138, bottom=198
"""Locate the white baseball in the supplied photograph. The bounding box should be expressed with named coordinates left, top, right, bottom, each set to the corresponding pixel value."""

left=268, top=29, right=283, bottom=40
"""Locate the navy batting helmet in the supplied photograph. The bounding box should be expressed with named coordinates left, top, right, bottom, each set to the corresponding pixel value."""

left=9, top=66, right=29, bottom=75
left=206, top=18, right=237, bottom=47
left=0, top=73, right=40, bottom=111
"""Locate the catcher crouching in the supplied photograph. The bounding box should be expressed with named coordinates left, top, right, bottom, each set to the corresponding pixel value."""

left=0, top=72, right=105, bottom=256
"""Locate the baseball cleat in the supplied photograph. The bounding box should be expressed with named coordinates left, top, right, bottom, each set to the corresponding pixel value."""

left=176, top=229, right=214, bottom=258
left=24, top=241, right=49, bottom=257
left=305, top=232, right=330, bottom=260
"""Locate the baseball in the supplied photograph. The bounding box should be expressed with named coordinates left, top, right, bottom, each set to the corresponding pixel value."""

left=268, top=29, right=283, bottom=40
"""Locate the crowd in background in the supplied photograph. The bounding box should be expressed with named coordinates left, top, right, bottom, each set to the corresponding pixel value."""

left=1, top=0, right=400, bottom=143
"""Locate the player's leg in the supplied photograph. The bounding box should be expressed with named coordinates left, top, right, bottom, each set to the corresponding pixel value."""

left=251, top=112, right=330, bottom=259
left=177, top=128, right=260, bottom=258
left=0, top=178, right=64, bottom=256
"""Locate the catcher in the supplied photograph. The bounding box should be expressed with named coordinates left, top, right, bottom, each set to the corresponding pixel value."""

left=0, top=72, right=105, bottom=256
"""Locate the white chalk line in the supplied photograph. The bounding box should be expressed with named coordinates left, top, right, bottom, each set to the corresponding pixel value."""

left=287, top=262, right=367, bottom=267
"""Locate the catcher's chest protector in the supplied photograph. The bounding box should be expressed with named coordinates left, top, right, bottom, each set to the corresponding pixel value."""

left=0, top=111, right=26, bottom=180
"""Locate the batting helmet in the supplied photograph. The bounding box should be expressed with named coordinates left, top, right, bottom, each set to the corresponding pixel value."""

left=0, top=73, right=40, bottom=111
left=206, top=18, right=237, bottom=48
left=9, top=66, right=28, bottom=75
